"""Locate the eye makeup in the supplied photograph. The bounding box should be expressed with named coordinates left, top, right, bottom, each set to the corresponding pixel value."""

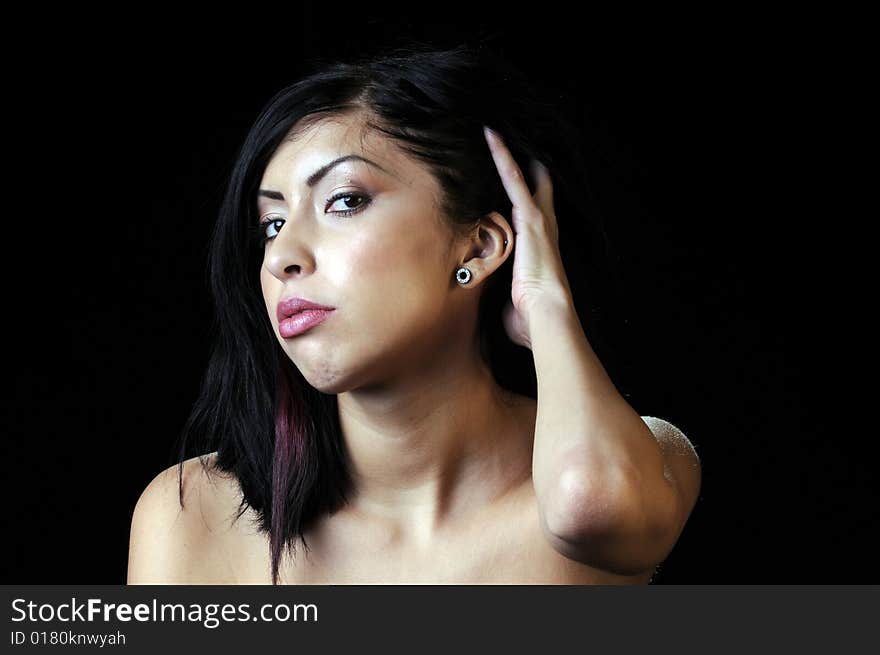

left=250, top=189, right=374, bottom=245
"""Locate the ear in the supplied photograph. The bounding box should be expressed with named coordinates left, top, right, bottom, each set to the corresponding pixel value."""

left=458, top=211, right=514, bottom=284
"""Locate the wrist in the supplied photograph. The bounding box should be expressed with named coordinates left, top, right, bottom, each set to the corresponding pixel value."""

left=525, top=290, right=576, bottom=320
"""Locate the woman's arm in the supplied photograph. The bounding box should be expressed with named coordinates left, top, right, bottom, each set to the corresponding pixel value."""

left=480, top=126, right=700, bottom=576
left=530, top=297, right=701, bottom=576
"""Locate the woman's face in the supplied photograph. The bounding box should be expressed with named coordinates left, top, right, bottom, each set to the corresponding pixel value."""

left=257, top=115, right=470, bottom=393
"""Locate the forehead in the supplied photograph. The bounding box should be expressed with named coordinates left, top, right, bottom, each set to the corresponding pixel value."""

left=259, top=114, right=423, bottom=189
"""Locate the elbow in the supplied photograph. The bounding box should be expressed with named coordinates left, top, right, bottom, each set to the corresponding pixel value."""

left=543, top=465, right=635, bottom=543
left=542, top=465, right=679, bottom=576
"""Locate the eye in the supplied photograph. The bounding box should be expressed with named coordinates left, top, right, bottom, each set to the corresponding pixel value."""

left=326, top=191, right=372, bottom=217
left=252, top=192, right=372, bottom=246
left=252, top=215, right=284, bottom=244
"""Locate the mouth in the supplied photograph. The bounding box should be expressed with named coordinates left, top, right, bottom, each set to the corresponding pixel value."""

left=278, top=307, right=334, bottom=338
left=276, top=296, right=335, bottom=323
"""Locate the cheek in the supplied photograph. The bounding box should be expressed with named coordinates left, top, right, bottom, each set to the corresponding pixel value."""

left=339, top=236, right=390, bottom=278
left=342, top=230, right=443, bottom=296
left=336, top=241, right=408, bottom=323
left=336, top=234, right=449, bottom=333
left=260, top=266, right=277, bottom=315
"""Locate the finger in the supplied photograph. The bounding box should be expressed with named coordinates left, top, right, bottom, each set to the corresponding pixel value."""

left=529, top=158, right=555, bottom=218
left=483, top=126, right=541, bottom=218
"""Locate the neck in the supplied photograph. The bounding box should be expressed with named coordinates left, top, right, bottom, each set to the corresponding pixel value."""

left=336, top=353, right=529, bottom=546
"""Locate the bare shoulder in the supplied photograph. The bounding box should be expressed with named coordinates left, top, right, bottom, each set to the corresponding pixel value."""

left=127, top=452, right=243, bottom=584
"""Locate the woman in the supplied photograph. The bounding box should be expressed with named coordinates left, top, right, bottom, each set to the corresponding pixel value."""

left=127, top=43, right=701, bottom=585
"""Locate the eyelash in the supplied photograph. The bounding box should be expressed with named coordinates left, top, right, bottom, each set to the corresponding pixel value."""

left=251, top=191, right=373, bottom=244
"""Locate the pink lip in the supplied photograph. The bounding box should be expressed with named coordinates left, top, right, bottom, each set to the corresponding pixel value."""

left=279, top=309, right=333, bottom=338
left=276, top=296, right=336, bottom=338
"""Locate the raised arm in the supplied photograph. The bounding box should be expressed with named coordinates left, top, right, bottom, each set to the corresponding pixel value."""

left=482, top=126, right=701, bottom=576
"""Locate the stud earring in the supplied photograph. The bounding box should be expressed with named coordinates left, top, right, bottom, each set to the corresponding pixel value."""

left=455, top=266, right=472, bottom=285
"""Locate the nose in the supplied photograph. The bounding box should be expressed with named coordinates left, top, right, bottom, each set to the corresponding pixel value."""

left=263, top=217, right=316, bottom=280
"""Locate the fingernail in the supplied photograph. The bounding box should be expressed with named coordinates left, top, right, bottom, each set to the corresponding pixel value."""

left=484, top=126, right=499, bottom=141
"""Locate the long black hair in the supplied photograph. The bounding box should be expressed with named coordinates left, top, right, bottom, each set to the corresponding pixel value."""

left=175, top=42, right=622, bottom=585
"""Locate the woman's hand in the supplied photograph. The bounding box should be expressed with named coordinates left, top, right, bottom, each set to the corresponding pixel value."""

left=483, top=126, right=575, bottom=350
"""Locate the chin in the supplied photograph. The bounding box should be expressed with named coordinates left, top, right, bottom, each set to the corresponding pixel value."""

left=307, top=376, right=349, bottom=395
left=294, top=359, right=350, bottom=395
left=289, top=339, right=397, bottom=395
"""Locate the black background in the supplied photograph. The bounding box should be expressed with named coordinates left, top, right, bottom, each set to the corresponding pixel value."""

left=5, top=8, right=871, bottom=583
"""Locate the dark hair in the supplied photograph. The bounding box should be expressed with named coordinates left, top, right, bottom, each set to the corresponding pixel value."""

left=175, top=42, right=621, bottom=584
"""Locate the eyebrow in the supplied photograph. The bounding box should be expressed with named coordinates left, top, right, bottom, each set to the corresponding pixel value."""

left=257, top=154, right=390, bottom=200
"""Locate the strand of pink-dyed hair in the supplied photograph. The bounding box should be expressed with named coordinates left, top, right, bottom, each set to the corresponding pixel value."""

left=269, top=365, right=306, bottom=584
